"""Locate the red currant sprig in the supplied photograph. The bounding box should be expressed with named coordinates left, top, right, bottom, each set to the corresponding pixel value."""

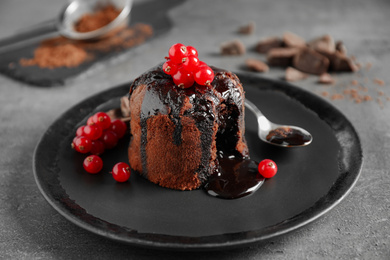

left=163, top=43, right=214, bottom=89
left=258, top=159, right=278, bottom=178
left=72, top=111, right=130, bottom=177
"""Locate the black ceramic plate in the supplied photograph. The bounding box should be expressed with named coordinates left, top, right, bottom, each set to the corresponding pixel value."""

left=33, top=73, right=363, bottom=250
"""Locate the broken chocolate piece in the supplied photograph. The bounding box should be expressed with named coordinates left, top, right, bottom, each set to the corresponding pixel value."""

left=245, top=58, right=269, bottom=72
left=285, top=67, right=308, bottom=82
left=318, top=51, right=359, bottom=72
left=283, top=32, right=306, bottom=48
left=256, top=36, right=283, bottom=53
left=238, top=22, right=255, bottom=35
left=220, top=39, right=246, bottom=55
left=293, top=48, right=329, bottom=75
left=308, top=34, right=335, bottom=54
left=318, top=73, right=335, bottom=84
left=267, top=47, right=300, bottom=67
left=335, top=41, right=347, bottom=55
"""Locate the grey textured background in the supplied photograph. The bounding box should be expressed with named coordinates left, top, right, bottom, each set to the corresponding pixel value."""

left=0, top=0, right=389, bottom=259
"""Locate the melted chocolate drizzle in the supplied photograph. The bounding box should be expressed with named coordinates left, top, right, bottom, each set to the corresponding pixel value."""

left=266, top=127, right=311, bottom=146
left=205, top=154, right=265, bottom=199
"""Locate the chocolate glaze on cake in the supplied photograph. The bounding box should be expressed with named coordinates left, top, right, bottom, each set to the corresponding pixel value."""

left=128, top=63, right=248, bottom=190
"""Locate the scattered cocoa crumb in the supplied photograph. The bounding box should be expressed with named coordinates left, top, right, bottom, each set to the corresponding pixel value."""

left=220, top=39, right=246, bottom=55
left=322, top=91, right=329, bottom=97
left=318, top=73, right=335, bottom=84
left=285, top=67, right=308, bottom=82
left=373, top=78, right=385, bottom=86
left=364, top=95, right=372, bottom=101
left=378, top=91, right=385, bottom=96
left=365, top=62, right=372, bottom=71
left=238, top=22, right=255, bottom=35
left=245, top=58, right=269, bottom=72
left=331, top=94, right=344, bottom=100
left=351, top=80, right=359, bottom=86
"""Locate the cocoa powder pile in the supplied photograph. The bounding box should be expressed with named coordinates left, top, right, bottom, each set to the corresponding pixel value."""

left=74, top=5, right=121, bottom=33
left=19, top=4, right=153, bottom=69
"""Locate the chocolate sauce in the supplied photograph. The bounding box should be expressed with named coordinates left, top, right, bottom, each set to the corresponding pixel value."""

left=266, top=127, right=311, bottom=146
left=205, top=156, right=265, bottom=199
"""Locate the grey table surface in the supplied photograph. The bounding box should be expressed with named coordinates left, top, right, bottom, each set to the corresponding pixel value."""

left=0, top=0, right=389, bottom=259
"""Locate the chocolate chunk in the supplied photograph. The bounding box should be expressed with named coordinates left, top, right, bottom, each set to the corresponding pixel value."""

left=308, top=34, right=335, bottom=54
left=335, top=41, right=347, bottom=55
left=293, top=48, right=329, bottom=75
left=318, top=50, right=358, bottom=72
left=245, top=58, right=269, bottom=72
left=318, top=73, right=335, bottom=84
left=285, top=67, right=308, bottom=82
left=238, top=22, right=255, bottom=35
left=255, top=36, right=283, bottom=53
left=220, top=39, right=246, bottom=55
left=283, top=32, right=306, bottom=48
left=267, top=47, right=300, bottom=67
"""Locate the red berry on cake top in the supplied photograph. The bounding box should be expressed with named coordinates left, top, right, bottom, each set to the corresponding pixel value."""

left=163, top=43, right=214, bottom=88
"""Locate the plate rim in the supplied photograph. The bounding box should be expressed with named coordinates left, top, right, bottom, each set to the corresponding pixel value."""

left=32, top=72, right=363, bottom=250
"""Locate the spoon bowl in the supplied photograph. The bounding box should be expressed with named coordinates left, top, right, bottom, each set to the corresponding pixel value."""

left=58, top=0, right=132, bottom=40
left=245, top=99, right=313, bottom=147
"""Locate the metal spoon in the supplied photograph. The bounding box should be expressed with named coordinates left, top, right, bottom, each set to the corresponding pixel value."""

left=0, top=0, right=132, bottom=53
left=245, top=99, right=313, bottom=147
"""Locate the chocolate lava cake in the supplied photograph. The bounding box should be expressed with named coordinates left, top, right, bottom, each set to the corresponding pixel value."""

left=127, top=63, right=249, bottom=190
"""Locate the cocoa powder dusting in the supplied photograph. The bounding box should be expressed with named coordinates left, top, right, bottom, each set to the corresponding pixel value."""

left=74, top=5, right=121, bottom=33
left=18, top=4, right=153, bottom=69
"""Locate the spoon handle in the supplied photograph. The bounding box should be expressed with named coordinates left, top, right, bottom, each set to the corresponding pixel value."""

left=245, top=99, right=264, bottom=118
left=0, top=21, right=57, bottom=54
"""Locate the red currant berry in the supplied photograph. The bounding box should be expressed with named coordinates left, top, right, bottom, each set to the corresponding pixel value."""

left=186, top=45, right=198, bottom=57
left=182, top=55, right=199, bottom=72
left=72, top=136, right=92, bottom=154
left=101, top=130, right=118, bottom=149
left=163, top=60, right=178, bottom=75
left=76, top=126, right=85, bottom=136
left=172, top=66, right=194, bottom=88
left=87, top=116, right=95, bottom=126
left=83, top=124, right=103, bottom=140
left=92, top=112, right=111, bottom=130
left=194, top=65, right=214, bottom=86
left=90, top=140, right=105, bottom=155
left=83, top=155, right=103, bottom=174
left=109, top=119, right=127, bottom=138
left=258, top=159, right=278, bottom=178
left=168, top=43, right=188, bottom=64
left=111, top=162, right=131, bottom=182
